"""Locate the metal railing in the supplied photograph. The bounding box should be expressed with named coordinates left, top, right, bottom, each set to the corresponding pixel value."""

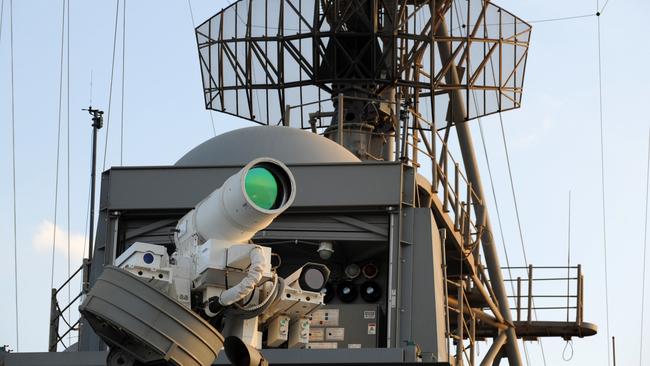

left=408, top=108, right=484, bottom=254
left=48, top=259, right=89, bottom=352
left=502, top=265, right=584, bottom=325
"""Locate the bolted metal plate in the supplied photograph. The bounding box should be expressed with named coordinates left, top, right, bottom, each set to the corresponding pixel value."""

left=79, top=266, right=224, bottom=366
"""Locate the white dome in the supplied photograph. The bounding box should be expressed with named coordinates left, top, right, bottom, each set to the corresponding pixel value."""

left=175, top=126, right=360, bottom=166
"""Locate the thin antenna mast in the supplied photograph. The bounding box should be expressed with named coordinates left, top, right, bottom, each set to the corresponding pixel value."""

left=82, top=107, right=104, bottom=265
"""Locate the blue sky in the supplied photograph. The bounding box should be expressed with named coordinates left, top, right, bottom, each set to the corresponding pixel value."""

left=1, top=0, right=649, bottom=365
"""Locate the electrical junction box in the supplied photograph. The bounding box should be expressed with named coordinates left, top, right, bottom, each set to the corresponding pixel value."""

left=307, top=304, right=383, bottom=349
left=267, top=315, right=291, bottom=347
left=288, top=317, right=310, bottom=349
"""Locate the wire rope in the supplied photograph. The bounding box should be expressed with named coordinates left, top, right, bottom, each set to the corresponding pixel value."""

left=120, top=0, right=126, bottom=165
left=101, top=0, right=121, bottom=171
left=600, top=0, right=614, bottom=14
left=65, top=0, right=71, bottom=344
left=9, top=0, right=19, bottom=350
left=51, top=0, right=66, bottom=292
left=595, top=3, right=612, bottom=364
left=0, top=0, right=4, bottom=43
left=640, top=130, right=650, bottom=366
left=187, top=0, right=217, bottom=136
left=528, top=13, right=595, bottom=24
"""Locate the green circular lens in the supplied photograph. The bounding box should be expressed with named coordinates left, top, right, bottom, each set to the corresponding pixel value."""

left=245, top=167, right=279, bottom=210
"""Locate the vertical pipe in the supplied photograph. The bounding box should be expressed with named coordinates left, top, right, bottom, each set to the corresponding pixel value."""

left=470, top=315, right=476, bottom=366
left=394, top=93, right=401, bottom=162
left=432, top=113, right=438, bottom=193
left=577, top=265, right=583, bottom=325
left=516, top=277, right=521, bottom=322
left=440, top=228, right=451, bottom=359
left=283, top=104, right=291, bottom=126
left=337, top=93, right=344, bottom=146
left=400, top=103, right=408, bottom=161
left=443, top=151, right=449, bottom=212
left=89, top=120, right=98, bottom=261
left=612, top=336, right=617, bottom=366
left=386, top=211, right=399, bottom=348
left=454, top=163, right=460, bottom=230
left=457, top=281, right=464, bottom=366
left=435, top=18, right=522, bottom=366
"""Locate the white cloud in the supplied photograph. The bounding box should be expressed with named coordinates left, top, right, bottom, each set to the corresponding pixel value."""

left=32, top=220, right=86, bottom=260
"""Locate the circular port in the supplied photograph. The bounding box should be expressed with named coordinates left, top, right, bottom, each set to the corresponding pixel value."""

left=362, top=263, right=378, bottom=279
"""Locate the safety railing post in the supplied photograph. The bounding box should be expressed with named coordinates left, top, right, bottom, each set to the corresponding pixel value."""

left=527, top=265, right=533, bottom=324
left=516, top=276, right=522, bottom=322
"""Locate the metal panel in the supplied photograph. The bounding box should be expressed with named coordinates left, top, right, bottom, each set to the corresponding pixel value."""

left=409, top=209, right=448, bottom=363
left=308, top=304, right=383, bottom=349
left=102, top=163, right=404, bottom=210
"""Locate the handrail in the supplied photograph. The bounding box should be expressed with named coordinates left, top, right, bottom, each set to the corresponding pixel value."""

left=502, top=265, right=584, bottom=325
left=48, top=260, right=88, bottom=352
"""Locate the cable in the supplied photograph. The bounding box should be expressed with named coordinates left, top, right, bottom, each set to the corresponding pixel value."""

left=120, top=0, right=126, bottom=165
left=65, top=0, right=71, bottom=344
left=209, top=111, right=217, bottom=136
left=528, top=13, right=595, bottom=24
left=187, top=0, right=217, bottom=137
left=496, top=114, right=529, bottom=266
left=600, top=0, right=614, bottom=14
left=523, top=343, right=531, bottom=366
left=51, top=0, right=66, bottom=292
left=186, top=0, right=196, bottom=26
left=9, top=0, right=19, bottom=350
left=101, top=0, right=121, bottom=171
left=596, top=3, right=612, bottom=364
left=0, top=0, right=4, bottom=43
left=476, top=105, right=515, bottom=295
left=562, top=339, right=574, bottom=361
left=640, top=129, right=650, bottom=366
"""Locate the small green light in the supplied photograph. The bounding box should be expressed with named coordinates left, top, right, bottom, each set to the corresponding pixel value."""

left=245, top=167, right=279, bottom=210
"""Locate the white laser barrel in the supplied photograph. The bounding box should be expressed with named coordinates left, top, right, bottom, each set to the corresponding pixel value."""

left=176, top=157, right=296, bottom=245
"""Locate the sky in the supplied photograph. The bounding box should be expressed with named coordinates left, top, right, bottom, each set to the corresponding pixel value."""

left=1, top=0, right=649, bottom=365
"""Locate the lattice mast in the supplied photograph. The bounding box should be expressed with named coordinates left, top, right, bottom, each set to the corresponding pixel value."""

left=196, top=1, right=535, bottom=365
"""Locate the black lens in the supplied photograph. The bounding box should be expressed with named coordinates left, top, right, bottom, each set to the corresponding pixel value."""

left=323, top=282, right=335, bottom=303
left=360, top=281, right=381, bottom=303
left=337, top=281, right=358, bottom=303
left=298, top=263, right=330, bottom=292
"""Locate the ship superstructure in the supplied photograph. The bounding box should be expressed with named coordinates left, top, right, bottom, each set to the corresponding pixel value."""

left=1, top=1, right=597, bottom=366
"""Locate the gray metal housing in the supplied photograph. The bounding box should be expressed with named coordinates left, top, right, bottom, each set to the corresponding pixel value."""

left=69, top=127, right=449, bottom=364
